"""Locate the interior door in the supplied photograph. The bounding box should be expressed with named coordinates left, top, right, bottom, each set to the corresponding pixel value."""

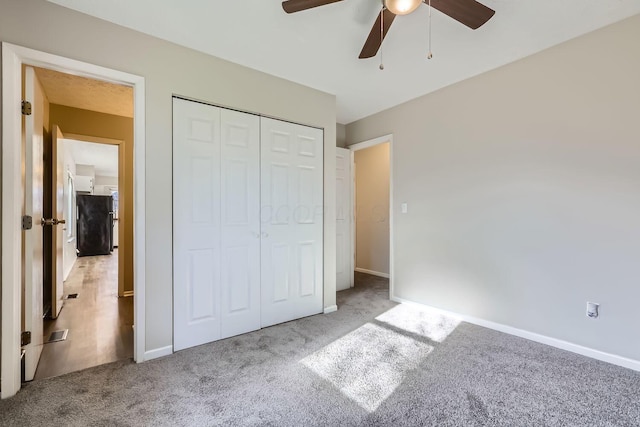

left=173, top=98, right=222, bottom=351
left=23, top=66, right=45, bottom=381
left=220, top=109, right=261, bottom=339
left=336, top=147, right=353, bottom=291
left=50, top=125, right=66, bottom=318
left=260, top=117, right=324, bottom=328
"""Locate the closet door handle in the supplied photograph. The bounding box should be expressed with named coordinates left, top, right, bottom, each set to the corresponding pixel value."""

left=252, top=232, right=260, bottom=239
left=261, top=231, right=269, bottom=238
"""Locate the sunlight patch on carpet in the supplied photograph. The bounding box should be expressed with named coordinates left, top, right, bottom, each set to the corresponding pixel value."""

left=301, top=323, right=432, bottom=412
left=376, top=303, right=461, bottom=343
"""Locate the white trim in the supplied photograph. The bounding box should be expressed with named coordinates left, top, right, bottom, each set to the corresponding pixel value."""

left=349, top=134, right=393, bottom=152
left=1, top=43, right=147, bottom=398
left=133, top=77, right=146, bottom=366
left=348, top=134, right=394, bottom=299
left=391, top=296, right=640, bottom=372
left=355, top=268, right=390, bottom=279
left=323, top=305, right=338, bottom=314
left=349, top=150, right=355, bottom=288
left=144, top=345, right=173, bottom=361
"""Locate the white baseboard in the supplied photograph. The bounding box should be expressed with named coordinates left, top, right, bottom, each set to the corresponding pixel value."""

left=355, top=268, right=390, bottom=279
left=143, top=345, right=173, bottom=361
left=324, top=305, right=338, bottom=314
left=391, top=296, right=640, bottom=372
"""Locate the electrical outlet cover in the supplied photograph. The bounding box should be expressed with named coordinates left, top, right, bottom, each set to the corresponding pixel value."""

left=586, top=302, right=599, bottom=318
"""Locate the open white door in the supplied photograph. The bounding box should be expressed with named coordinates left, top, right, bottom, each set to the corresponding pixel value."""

left=336, top=147, right=353, bottom=291
left=50, top=126, right=66, bottom=318
left=23, top=67, right=45, bottom=381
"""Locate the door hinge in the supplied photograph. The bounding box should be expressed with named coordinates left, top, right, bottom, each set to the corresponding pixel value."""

left=21, top=331, right=32, bottom=346
left=21, top=100, right=32, bottom=116
left=22, top=215, right=33, bottom=230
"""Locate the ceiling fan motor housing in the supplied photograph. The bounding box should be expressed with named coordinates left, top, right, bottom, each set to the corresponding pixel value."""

left=384, top=0, right=422, bottom=15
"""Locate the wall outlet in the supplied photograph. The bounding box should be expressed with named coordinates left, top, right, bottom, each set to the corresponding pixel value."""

left=586, top=302, right=599, bottom=319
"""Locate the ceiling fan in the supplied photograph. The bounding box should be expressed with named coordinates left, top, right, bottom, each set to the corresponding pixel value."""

left=282, top=0, right=495, bottom=59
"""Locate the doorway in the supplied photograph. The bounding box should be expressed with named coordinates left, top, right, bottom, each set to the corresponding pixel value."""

left=336, top=134, right=394, bottom=298
left=24, top=66, right=132, bottom=380
left=36, top=137, right=130, bottom=380
left=1, top=43, right=146, bottom=398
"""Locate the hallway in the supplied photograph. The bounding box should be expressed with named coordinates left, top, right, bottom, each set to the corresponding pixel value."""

left=34, top=250, right=133, bottom=380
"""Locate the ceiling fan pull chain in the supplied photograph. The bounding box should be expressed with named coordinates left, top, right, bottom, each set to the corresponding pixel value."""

left=379, top=8, right=385, bottom=70
left=427, top=0, right=433, bottom=59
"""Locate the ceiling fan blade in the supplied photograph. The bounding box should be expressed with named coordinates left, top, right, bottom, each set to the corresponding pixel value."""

left=359, top=9, right=397, bottom=59
left=429, top=0, right=495, bottom=30
left=282, top=0, right=343, bottom=14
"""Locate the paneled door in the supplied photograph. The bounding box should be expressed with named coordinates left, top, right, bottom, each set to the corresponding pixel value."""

left=173, top=98, right=222, bottom=351
left=173, top=98, right=324, bottom=350
left=23, top=66, right=45, bottom=381
left=260, top=117, right=324, bottom=327
left=336, top=147, right=353, bottom=291
left=219, top=109, right=261, bottom=339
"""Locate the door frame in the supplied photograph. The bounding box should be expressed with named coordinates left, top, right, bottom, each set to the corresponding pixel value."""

left=348, top=134, right=394, bottom=299
left=1, top=42, right=147, bottom=398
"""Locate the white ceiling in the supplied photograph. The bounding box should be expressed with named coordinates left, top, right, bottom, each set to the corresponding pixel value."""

left=65, top=139, right=119, bottom=178
left=48, top=0, right=640, bottom=124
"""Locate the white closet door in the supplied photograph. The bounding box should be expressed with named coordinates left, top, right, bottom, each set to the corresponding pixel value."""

left=336, top=147, right=353, bottom=291
left=260, top=117, right=324, bottom=328
left=173, top=98, right=222, bottom=351
left=220, top=109, right=261, bottom=338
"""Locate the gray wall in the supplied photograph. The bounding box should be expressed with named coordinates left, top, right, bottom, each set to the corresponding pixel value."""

left=347, top=14, right=640, bottom=361
left=354, top=143, right=390, bottom=275
left=1, top=0, right=337, bottom=354
left=336, top=123, right=347, bottom=148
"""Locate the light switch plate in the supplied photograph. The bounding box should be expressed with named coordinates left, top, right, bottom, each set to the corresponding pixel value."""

left=401, top=203, right=408, bottom=214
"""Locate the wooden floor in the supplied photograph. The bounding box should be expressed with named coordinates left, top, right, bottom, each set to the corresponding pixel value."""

left=34, top=249, right=133, bottom=380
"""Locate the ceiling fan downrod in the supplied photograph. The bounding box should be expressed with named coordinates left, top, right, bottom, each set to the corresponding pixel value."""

left=379, top=6, right=385, bottom=70
left=427, top=0, right=433, bottom=59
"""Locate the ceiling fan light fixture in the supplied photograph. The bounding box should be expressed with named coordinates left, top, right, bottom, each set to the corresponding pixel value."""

left=384, top=0, right=422, bottom=15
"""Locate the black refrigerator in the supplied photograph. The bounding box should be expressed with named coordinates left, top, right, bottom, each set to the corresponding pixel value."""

left=76, top=194, right=114, bottom=256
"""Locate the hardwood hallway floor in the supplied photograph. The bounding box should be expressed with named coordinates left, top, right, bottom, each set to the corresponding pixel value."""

left=34, top=249, right=133, bottom=380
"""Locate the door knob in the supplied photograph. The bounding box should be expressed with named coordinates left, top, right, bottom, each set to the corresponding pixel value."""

left=41, top=218, right=66, bottom=226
